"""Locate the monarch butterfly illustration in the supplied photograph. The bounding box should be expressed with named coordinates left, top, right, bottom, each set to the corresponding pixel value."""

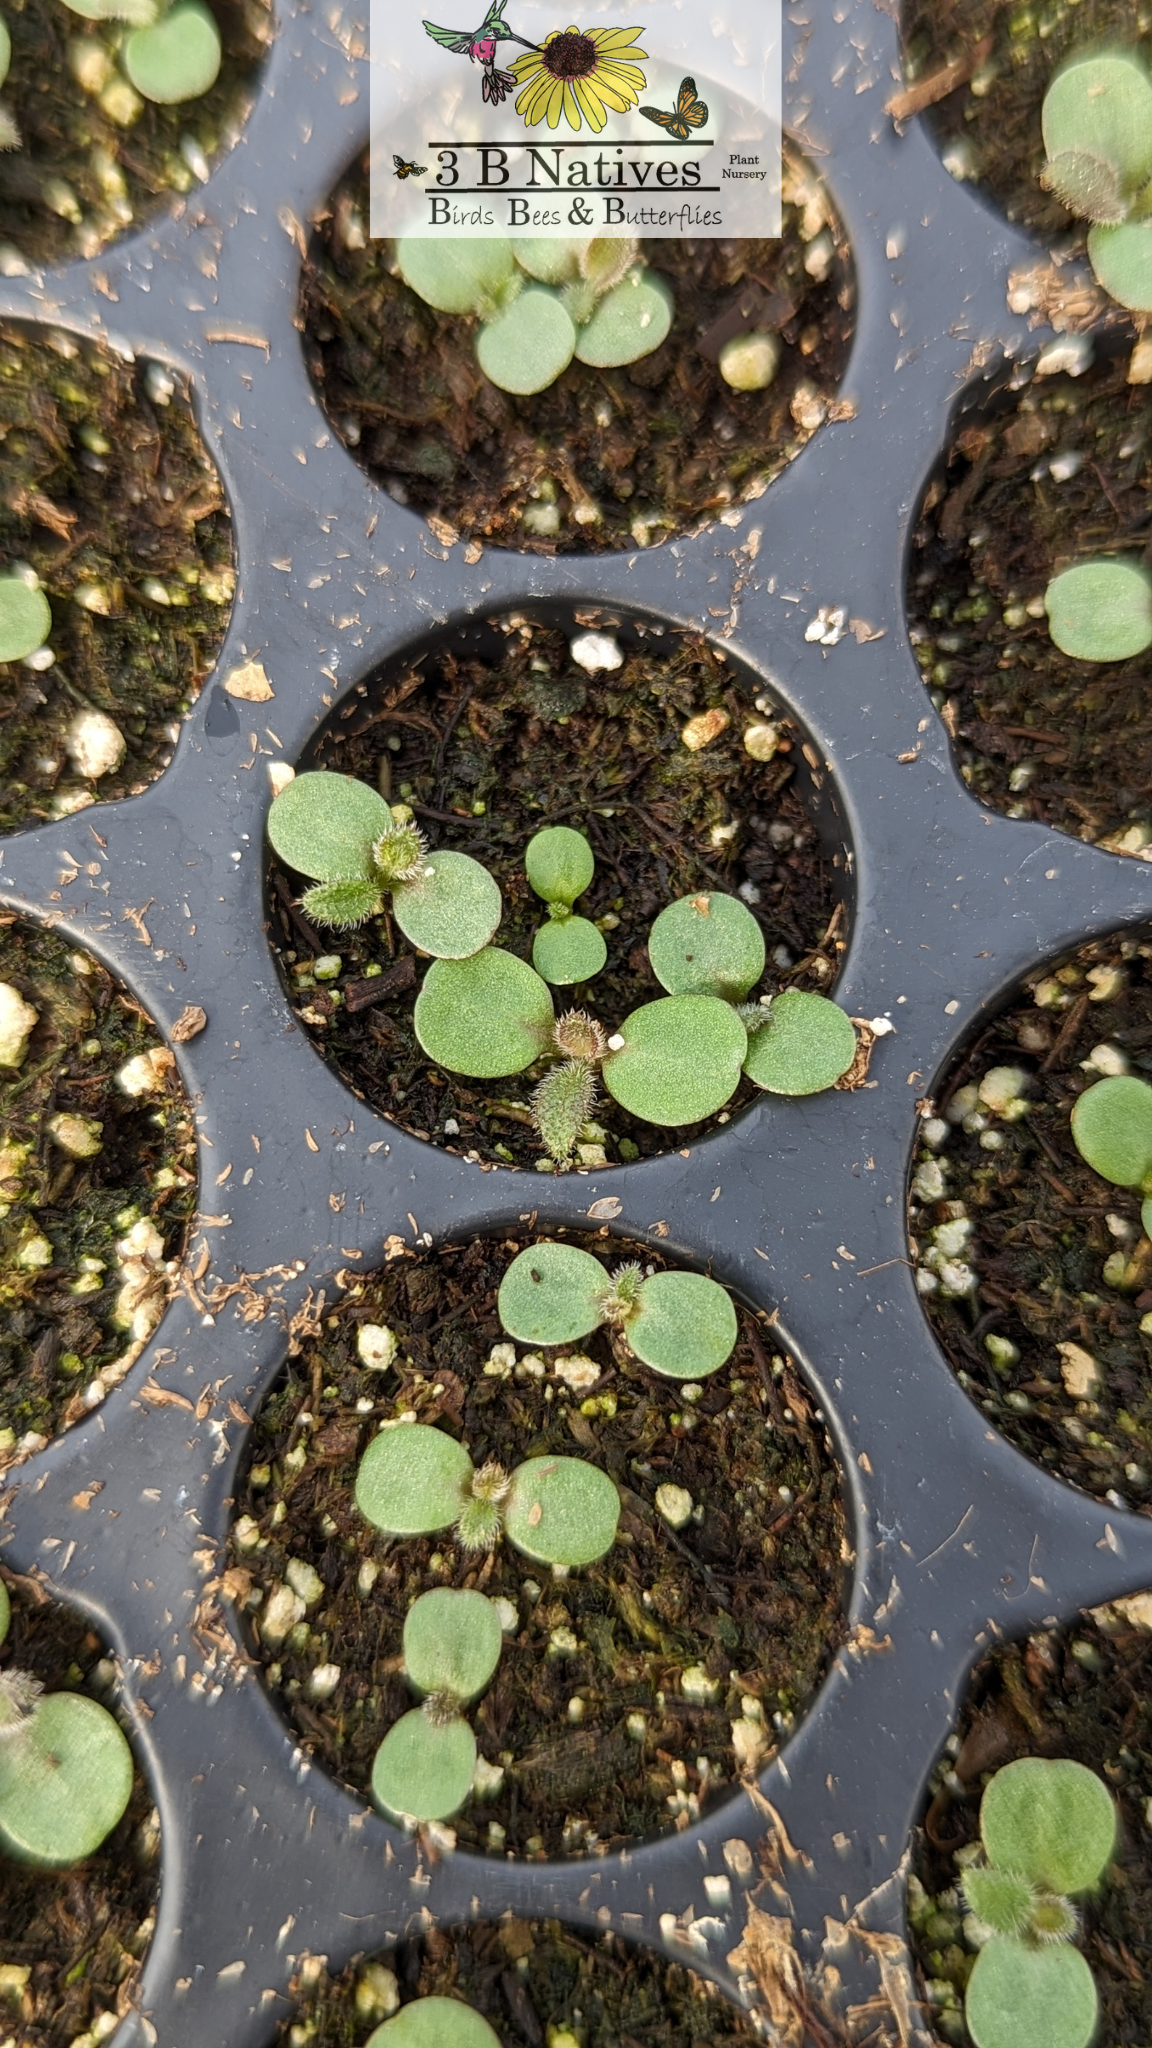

left=393, top=154, right=430, bottom=179
left=638, top=75, right=708, bottom=141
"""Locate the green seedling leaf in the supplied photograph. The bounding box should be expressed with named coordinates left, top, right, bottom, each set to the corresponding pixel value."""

left=1040, top=149, right=1127, bottom=223
left=1045, top=558, right=1152, bottom=661
left=414, top=948, right=554, bottom=1078
left=498, top=1240, right=607, bottom=1346
left=123, top=0, right=221, bottom=102
left=962, top=1865, right=1038, bottom=1940
left=62, top=0, right=158, bottom=21
left=300, top=877, right=383, bottom=928
left=574, top=270, right=673, bottom=367
left=980, top=1757, right=1116, bottom=1894
left=525, top=824, right=595, bottom=905
left=744, top=989, right=857, bottom=1095
left=368, top=1996, right=501, bottom=2048
left=627, top=1270, right=738, bottom=1380
left=1088, top=218, right=1152, bottom=312
left=268, top=771, right=393, bottom=882
left=965, top=1937, right=1097, bottom=2048
left=532, top=916, right=607, bottom=985
left=1144, top=1193, right=1152, bottom=1240
left=355, top=1424, right=472, bottom=1536
left=504, top=1455, right=620, bottom=1567
left=1070, top=1074, right=1152, bottom=1187
left=392, top=850, right=502, bottom=960
left=602, top=994, right=746, bottom=1126
left=0, top=577, right=51, bottom=663
left=510, top=237, right=584, bottom=284
left=1042, top=52, right=1152, bottom=191
left=371, top=1708, right=476, bottom=1824
left=397, top=236, right=517, bottom=317
left=531, top=1056, right=598, bottom=1166
left=580, top=234, right=638, bottom=293
left=476, top=286, right=575, bottom=395
left=0, top=1579, right=8, bottom=1647
left=0, top=1694, right=132, bottom=1865
left=648, top=892, right=766, bottom=1001
left=403, top=1589, right=502, bottom=1704
left=0, top=18, right=10, bottom=89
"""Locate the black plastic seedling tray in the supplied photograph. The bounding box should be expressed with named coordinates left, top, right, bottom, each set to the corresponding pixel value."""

left=3, top=2, right=1152, bottom=2043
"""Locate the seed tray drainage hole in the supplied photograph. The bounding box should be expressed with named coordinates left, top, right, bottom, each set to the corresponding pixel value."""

left=0, top=912, right=197, bottom=1463
left=265, top=615, right=854, bottom=1172
left=0, top=1572, right=160, bottom=2042
left=0, top=323, right=236, bottom=836
left=908, top=344, right=1152, bottom=857
left=909, top=922, right=1152, bottom=1511
left=231, top=1231, right=847, bottom=1862
left=909, top=1604, right=1152, bottom=2048
left=299, top=143, right=855, bottom=555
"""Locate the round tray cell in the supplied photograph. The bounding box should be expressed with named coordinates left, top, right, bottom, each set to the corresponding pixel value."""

left=0, top=913, right=197, bottom=1464
left=230, top=1231, right=847, bottom=1861
left=907, top=345, right=1152, bottom=856
left=279, top=1917, right=764, bottom=2045
left=265, top=611, right=854, bottom=1172
left=909, top=1604, right=1152, bottom=2047
left=0, top=1572, right=160, bottom=2043
left=299, top=144, right=855, bottom=555
left=0, top=0, right=272, bottom=270
left=0, top=322, right=236, bottom=837
left=909, top=922, right=1152, bottom=1511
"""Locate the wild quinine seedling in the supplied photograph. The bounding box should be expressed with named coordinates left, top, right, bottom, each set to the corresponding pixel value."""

left=267, top=770, right=501, bottom=956
left=371, top=1588, right=502, bottom=1825
left=60, top=0, right=222, bottom=102
left=1041, top=49, right=1152, bottom=311
left=355, top=1420, right=620, bottom=1568
left=960, top=1757, right=1115, bottom=2048
left=367, top=1998, right=500, bottom=2048
left=396, top=233, right=673, bottom=395
left=1045, top=558, right=1152, bottom=663
left=0, top=1593, right=133, bottom=1866
left=526, top=824, right=606, bottom=986
left=1070, top=1073, right=1152, bottom=1238
left=498, top=1240, right=738, bottom=1381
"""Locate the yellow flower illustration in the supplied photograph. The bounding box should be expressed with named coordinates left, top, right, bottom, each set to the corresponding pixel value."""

left=512, top=24, right=648, bottom=133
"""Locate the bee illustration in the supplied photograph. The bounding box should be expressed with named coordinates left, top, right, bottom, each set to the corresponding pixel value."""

left=638, top=75, right=708, bottom=141
left=393, top=154, right=430, bottom=179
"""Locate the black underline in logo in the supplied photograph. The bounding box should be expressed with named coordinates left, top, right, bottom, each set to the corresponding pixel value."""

left=426, top=138, right=716, bottom=148
left=431, top=185, right=723, bottom=194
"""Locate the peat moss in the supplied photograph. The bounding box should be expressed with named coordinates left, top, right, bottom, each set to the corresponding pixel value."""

left=909, top=1612, right=1152, bottom=2045
left=300, top=149, right=855, bottom=554
left=231, top=1233, right=847, bottom=1861
left=907, top=350, right=1152, bottom=852
left=280, top=1919, right=763, bottom=2048
left=267, top=620, right=846, bottom=1170
left=0, top=913, right=196, bottom=1456
left=910, top=926, right=1152, bottom=1509
left=901, top=0, right=1152, bottom=239
left=0, top=1572, right=160, bottom=2048
left=0, top=0, right=271, bottom=269
left=0, top=320, right=236, bottom=837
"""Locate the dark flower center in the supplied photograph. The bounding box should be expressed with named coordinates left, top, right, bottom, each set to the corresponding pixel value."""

left=543, top=31, right=597, bottom=80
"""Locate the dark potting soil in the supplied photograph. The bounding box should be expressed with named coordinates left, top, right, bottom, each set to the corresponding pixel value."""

left=0, top=320, right=236, bottom=837
left=900, top=0, right=1148, bottom=243
left=909, top=1610, right=1152, bottom=2045
left=910, top=926, right=1152, bottom=1511
left=299, top=149, right=855, bottom=555
left=0, top=913, right=197, bottom=1458
left=0, top=1573, right=160, bottom=2048
left=231, top=1233, right=847, bottom=1861
left=907, top=349, right=1152, bottom=854
left=0, top=0, right=272, bottom=269
left=266, top=619, right=847, bottom=1171
left=278, top=1918, right=764, bottom=2047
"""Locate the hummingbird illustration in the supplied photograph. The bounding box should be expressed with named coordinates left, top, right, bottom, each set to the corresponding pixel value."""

left=423, top=0, right=538, bottom=105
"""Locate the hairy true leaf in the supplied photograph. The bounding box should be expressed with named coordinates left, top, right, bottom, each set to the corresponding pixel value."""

left=0, top=1694, right=132, bottom=1865
left=574, top=271, right=673, bottom=367
left=531, top=1057, right=598, bottom=1165
left=1088, top=218, right=1152, bottom=312
left=300, top=877, right=382, bottom=928
left=477, top=288, right=575, bottom=394
left=0, top=578, right=51, bottom=664
left=1045, top=558, right=1152, bottom=661
left=532, top=916, right=606, bottom=985
left=525, top=824, right=595, bottom=905
left=371, top=1709, right=476, bottom=1823
left=980, top=1757, right=1116, bottom=1894
left=1070, top=1074, right=1152, bottom=1186
left=1042, top=52, right=1152, bottom=189
left=965, top=1937, right=1097, bottom=2048
left=504, top=1456, right=620, bottom=1566
left=397, top=236, right=517, bottom=317
left=403, top=1589, right=502, bottom=1704
left=510, top=237, right=584, bottom=284
left=123, top=0, right=221, bottom=102
left=648, top=892, right=765, bottom=1001
left=392, top=850, right=502, bottom=959
left=1040, top=149, right=1127, bottom=223
left=498, top=1240, right=607, bottom=1346
left=355, top=1424, right=472, bottom=1536
left=743, top=989, right=856, bottom=1095
left=267, top=771, right=393, bottom=882
left=628, top=1270, right=738, bottom=1379
left=368, top=1997, right=502, bottom=2047
left=962, top=1865, right=1038, bottom=1939
left=414, top=949, right=554, bottom=1077
left=602, top=995, right=747, bottom=1126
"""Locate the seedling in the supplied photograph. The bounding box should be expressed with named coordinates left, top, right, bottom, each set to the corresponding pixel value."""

left=1045, top=559, right=1152, bottom=663
left=355, top=1421, right=620, bottom=1567
left=368, top=1998, right=500, bottom=2047
left=526, top=824, right=606, bottom=986
left=1070, top=1073, right=1152, bottom=1238
left=0, top=1593, right=133, bottom=1866
left=960, top=1757, right=1115, bottom=2048
left=371, top=1588, right=501, bottom=1825
left=0, top=574, right=51, bottom=664
left=267, top=770, right=501, bottom=956
left=395, top=233, right=673, bottom=395
left=1040, top=49, right=1152, bottom=310
left=498, top=1240, right=738, bottom=1380
left=61, top=0, right=222, bottom=103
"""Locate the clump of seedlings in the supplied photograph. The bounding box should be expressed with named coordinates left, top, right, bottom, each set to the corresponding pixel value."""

left=0, top=1585, right=133, bottom=1865
left=497, top=1241, right=738, bottom=1381
left=1040, top=47, right=1152, bottom=312
left=396, top=234, right=673, bottom=397
left=1045, top=557, right=1152, bottom=663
